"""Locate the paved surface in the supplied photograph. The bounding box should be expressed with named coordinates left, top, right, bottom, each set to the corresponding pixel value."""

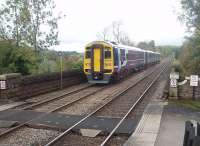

left=0, top=102, right=25, bottom=111
left=124, top=80, right=167, bottom=146
left=123, top=76, right=200, bottom=146
left=155, top=105, right=200, bottom=146
left=124, top=101, right=167, bottom=146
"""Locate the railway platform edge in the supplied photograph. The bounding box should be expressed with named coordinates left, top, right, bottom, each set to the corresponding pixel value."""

left=124, top=80, right=168, bottom=146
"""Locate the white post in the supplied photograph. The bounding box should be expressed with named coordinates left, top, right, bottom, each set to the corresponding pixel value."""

left=169, top=72, right=179, bottom=99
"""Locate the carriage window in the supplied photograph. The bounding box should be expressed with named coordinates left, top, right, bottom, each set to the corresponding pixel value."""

left=104, top=47, right=111, bottom=59
left=113, top=47, right=119, bottom=66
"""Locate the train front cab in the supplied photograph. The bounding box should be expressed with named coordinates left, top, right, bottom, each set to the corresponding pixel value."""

left=84, top=42, right=114, bottom=84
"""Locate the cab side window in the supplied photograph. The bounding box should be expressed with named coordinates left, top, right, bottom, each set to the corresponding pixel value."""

left=85, top=47, right=91, bottom=58
left=104, top=47, right=111, bottom=59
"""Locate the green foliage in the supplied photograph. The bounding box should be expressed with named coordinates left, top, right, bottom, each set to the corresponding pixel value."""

left=63, top=53, right=83, bottom=72
left=137, top=40, right=156, bottom=51
left=0, top=41, right=38, bottom=75
left=157, top=45, right=181, bottom=58
left=178, top=0, right=200, bottom=75
left=169, top=99, right=200, bottom=111
left=179, top=36, right=200, bottom=75
left=172, top=60, right=185, bottom=81
left=179, top=0, right=200, bottom=32
left=35, top=51, right=83, bottom=74
left=0, top=41, right=83, bottom=75
left=9, top=47, right=38, bottom=75
left=0, top=0, right=62, bottom=51
left=36, top=50, right=60, bottom=74
left=71, top=58, right=83, bottom=72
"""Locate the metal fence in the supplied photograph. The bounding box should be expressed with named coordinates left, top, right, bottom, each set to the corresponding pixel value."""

left=183, top=121, right=200, bottom=146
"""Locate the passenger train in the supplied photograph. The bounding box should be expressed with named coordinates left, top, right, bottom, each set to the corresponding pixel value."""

left=84, top=41, right=160, bottom=84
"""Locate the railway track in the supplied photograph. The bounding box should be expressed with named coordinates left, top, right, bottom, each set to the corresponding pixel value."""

left=0, top=60, right=169, bottom=146
left=99, top=63, right=169, bottom=146
left=0, top=84, right=109, bottom=139
left=23, top=86, right=106, bottom=112
left=44, top=61, right=169, bottom=146
left=18, top=83, right=94, bottom=110
left=9, top=83, right=93, bottom=110
left=95, top=65, right=164, bottom=118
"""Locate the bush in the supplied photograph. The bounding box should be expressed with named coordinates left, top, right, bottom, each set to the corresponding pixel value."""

left=71, top=58, right=83, bottom=72
left=0, top=41, right=83, bottom=75
left=0, top=42, right=38, bottom=75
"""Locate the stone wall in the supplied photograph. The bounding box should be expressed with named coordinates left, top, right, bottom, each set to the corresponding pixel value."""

left=178, top=81, right=200, bottom=99
left=0, top=71, right=86, bottom=101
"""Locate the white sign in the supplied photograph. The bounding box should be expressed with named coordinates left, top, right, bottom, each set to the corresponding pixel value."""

left=190, top=75, right=198, bottom=87
left=170, top=79, right=177, bottom=88
left=0, top=81, right=6, bottom=89
left=170, top=72, right=179, bottom=79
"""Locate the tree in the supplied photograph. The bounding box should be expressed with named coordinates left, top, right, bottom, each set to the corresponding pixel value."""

left=179, top=34, right=200, bottom=75
left=97, top=20, right=135, bottom=46
left=137, top=41, right=149, bottom=50
left=157, top=45, right=181, bottom=58
left=137, top=40, right=156, bottom=51
left=178, top=0, right=200, bottom=75
left=97, top=26, right=110, bottom=41
left=119, top=32, right=135, bottom=46
left=25, top=0, right=62, bottom=51
left=0, top=40, right=39, bottom=75
left=149, top=40, right=156, bottom=51
left=179, top=0, right=200, bottom=32
left=0, top=0, right=25, bottom=47
left=0, top=0, right=62, bottom=51
left=112, top=21, right=123, bottom=43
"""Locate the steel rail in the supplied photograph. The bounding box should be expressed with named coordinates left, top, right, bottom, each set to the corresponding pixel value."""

left=0, top=85, right=108, bottom=138
left=100, top=63, right=168, bottom=146
left=44, top=62, right=166, bottom=146
left=21, top=83, right=93, bottom=110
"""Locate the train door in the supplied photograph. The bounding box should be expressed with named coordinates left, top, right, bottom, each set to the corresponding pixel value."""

left=93, top=48, right=101, bottom=72
left=91, top=46, right=104, bottom=80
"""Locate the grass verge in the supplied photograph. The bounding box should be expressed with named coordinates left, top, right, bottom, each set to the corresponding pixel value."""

left=169, top=99, right=200, bottom=111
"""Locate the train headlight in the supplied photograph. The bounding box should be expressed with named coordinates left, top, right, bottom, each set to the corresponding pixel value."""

left=85, top=69, right=91, bottom=73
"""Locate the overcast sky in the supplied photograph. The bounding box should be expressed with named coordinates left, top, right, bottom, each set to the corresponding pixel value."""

left=54, top=0, right=186, bottom=52
left=1, top=0, right=186, bottom=52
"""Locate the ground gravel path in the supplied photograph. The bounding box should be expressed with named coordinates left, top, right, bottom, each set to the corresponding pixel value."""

left=0, top=127, right=60, bottom=146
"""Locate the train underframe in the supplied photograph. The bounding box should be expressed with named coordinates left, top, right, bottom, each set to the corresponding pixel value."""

left=87, top=63, right=148, bottom=84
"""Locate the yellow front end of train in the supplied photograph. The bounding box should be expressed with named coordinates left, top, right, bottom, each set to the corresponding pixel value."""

left=84, top=41, right=114, bottom=83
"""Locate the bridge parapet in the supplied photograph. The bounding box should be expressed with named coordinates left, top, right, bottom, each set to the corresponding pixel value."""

left=0, top=71, right=86, bottom=101
left=0, top=73, right=22, bottom=101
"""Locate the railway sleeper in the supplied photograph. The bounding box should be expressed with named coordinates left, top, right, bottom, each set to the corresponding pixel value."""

left=0, top=109, right=137, bottom=137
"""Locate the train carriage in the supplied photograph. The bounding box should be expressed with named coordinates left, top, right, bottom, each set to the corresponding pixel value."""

left=84, top=41, right=160, bottom=84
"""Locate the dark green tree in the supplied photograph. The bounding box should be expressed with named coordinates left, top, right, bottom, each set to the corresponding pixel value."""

left=178, top=0, right=200, bottom=75
left=137, top=40, right=156, bottom=51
